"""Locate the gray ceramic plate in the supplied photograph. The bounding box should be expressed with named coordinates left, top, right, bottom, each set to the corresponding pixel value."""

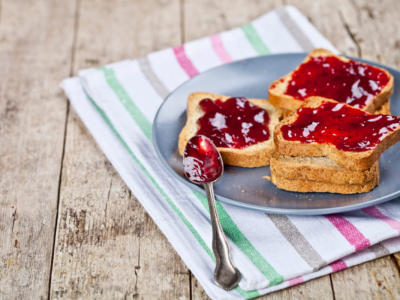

left=152, top=53, right=400, bottom=215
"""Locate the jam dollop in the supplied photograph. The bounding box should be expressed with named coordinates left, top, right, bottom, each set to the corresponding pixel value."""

left=196, top=97, right=270, bottom=149
left=285, top=56, right=390, bottom=108
left=183, top=135, right=223, bottom=184
left=281, top=101, right=400, bottom=152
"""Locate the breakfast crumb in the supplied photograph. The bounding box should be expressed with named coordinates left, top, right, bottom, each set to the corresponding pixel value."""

left=263, top=176, right=271, bottom=181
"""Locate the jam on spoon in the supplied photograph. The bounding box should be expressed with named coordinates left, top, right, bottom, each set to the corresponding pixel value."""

left=183, top=135, right=223, bottom=184
left=183, top=135, right=241, bottom=290
left=183, top=135, right=224, bottom=184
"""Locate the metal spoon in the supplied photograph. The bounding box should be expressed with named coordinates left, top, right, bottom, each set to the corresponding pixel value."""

left=183, top=135, right=241, bottom=290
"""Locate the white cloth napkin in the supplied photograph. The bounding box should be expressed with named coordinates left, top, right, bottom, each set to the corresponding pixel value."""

left=62, top=6, right=400, bottom=299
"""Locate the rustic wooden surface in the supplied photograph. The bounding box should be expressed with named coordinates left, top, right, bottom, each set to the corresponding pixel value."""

left=1, top=0, right=400, bottom=299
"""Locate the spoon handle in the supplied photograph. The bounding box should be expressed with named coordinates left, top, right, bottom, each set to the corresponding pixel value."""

left=203, top=183, right=241, bottom=290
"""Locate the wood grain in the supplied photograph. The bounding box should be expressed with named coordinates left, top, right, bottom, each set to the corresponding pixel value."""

left=284, top=0, right=359, bottom=56
left=0, top=0, right=399, bottom=299
left=331, top=0, right=400, bottom=296
left=183, top=3, right=328, bottom=298
left=331, top=256, right=400, bottom=300
left=287, top=1, right=400, bottom=298
left=183, top=0, right=283, bottom=41
left=184, top=0, right=400, bottom=298
left=49, top=0, right=190, bottom=299
left=0, top=0, right=77, bottom=298
left=339, top=0, right=400, bottom=66
left=191, top=274, right=334, bottom=300
left=182, top=1, right=331, bottom=298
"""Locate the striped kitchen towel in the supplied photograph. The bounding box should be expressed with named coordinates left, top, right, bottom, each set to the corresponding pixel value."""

left=62, top=6, right=400, bottom=299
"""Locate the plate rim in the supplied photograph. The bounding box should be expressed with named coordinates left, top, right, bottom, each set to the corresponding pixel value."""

left=152, top=52, right=400, bottom=215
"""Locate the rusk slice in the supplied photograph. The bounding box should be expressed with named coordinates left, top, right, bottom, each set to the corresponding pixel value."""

left=271, top=174, right=379, bottom=194
left=282, top=100, right=390, bottom=120
left=274, top=97, right=400, bottom=171
left=375, top=101, right=390, bottom=115
left=178, top=92, right=282, bottom=167
left=270, top=155, right=379, bottom=185
left=268, top=48, right=394, bottom=113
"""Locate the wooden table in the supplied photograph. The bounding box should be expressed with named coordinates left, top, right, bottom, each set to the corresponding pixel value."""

left=1, top=0, right=400, bottom=299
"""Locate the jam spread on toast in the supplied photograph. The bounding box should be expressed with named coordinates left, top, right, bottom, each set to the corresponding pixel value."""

left=285, top=56, right=390, bottom=108
left=281, top=101, right=400, bottom=152
left=183, top=135, right=223, bottom=184
left=196, top=97, right=270, bottom=149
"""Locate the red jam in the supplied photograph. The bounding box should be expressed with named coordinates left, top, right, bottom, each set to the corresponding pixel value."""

left=285, top=56, right=390, bottom=108
left=183, top=135, right=223, bottom=184
left=196, top=97, right=270, bottom=149
left=281, top=101, right=400, bottom=152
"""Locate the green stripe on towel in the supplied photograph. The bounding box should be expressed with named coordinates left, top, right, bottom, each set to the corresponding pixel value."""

left=193, top=190, right=283, bottom=285
left=101, top=66, right=153, bottom=140
left=242, top=24, right=270, bottom=55
left=85, top=90, right=259, bottom=299
left=99, top=66, right=283, bottom=287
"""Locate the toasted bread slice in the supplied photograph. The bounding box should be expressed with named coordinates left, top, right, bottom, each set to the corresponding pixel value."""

left=271, top=174, right=379, bottom=194
left=375, top=101, right=391, bottom=115
left=178, top=92, right=282, bottom=167
left=270, top=155, right=379, bottom=185
left=281, top=100, right=390, bottom=119
left=268, top=49, right=394, bottom=113
left=274, top=97, right=400, bottom=171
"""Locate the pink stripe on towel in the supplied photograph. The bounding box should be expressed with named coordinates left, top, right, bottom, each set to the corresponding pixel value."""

left=363, top=206, right=400, bottom=235
left=172, top=45, right=199, bottom=78
left=330, top=259, right=347, bottom=272
left=326, top=215, right=370, bottom=251
left=210, top=34, right=232, bottom=63
left=288, top=276, right=304, bottom=286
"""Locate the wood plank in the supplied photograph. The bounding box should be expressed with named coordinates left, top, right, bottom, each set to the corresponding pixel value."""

left=291, top=0, right=400, bottom=298
left=190, top=275, right=334, bottom=300
left=183, top=0, right=333, bottom=299
left=338, top=0, right=400, bottom=66
left=330, top=0, right=400, bottom=295
left=48, top=0, right=400, bottom=299
left=186, top=0, right=400, bottom=299
left=331, top=256, right=400, bottom=300
left=284, top=0, right=359, bottom=56
left=0, top=0, right=77, bottom=298
left=49, top=0, right=190, bottom=298
left=393, top=253, right=400, bottom=268
left=265, top=276, right=334, bottom=300
left=183, top=0, right=283, bottom=41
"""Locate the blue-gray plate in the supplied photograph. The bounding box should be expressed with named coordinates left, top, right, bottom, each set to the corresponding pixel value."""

left=152, top=53, right=400, bottom=215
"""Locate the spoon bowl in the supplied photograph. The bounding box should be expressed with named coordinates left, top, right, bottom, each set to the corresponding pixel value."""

left=183, top=135, right=241, bottom=290
left=183, top=135, right=223, bottom=184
